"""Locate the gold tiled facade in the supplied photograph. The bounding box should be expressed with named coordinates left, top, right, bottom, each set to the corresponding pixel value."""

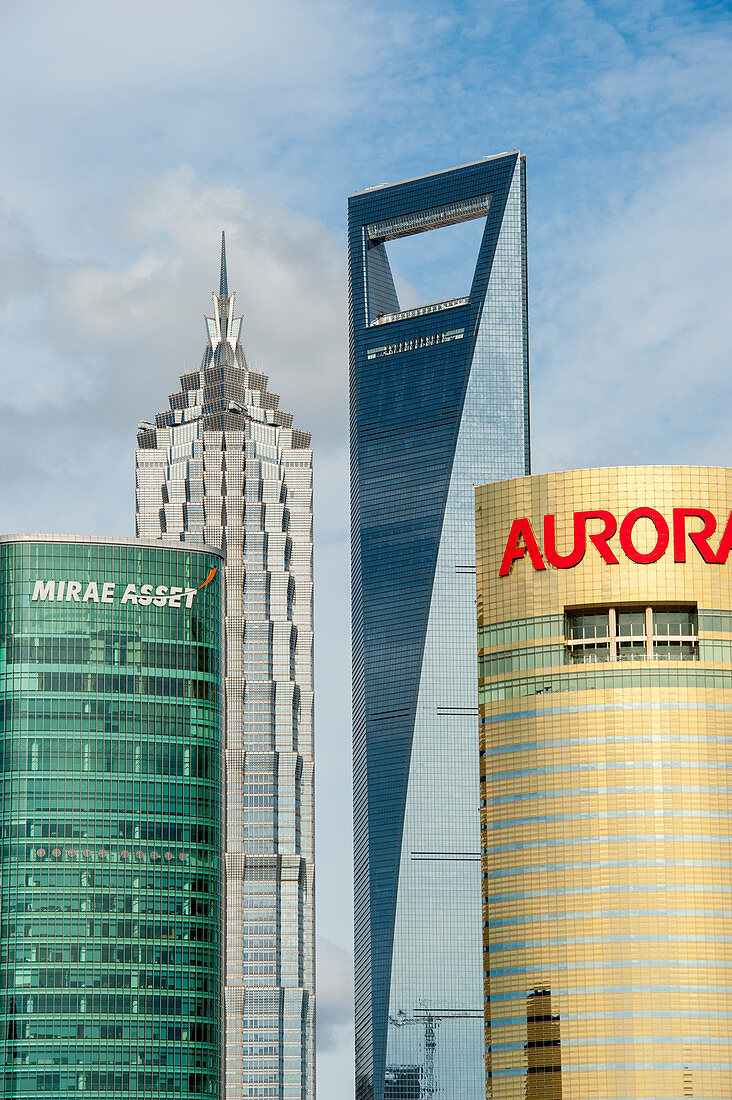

left=476, top=467, right=732, bottom=1100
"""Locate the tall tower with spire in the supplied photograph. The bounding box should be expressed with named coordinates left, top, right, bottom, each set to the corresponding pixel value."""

left=135, top=234, right=315, bottom=1100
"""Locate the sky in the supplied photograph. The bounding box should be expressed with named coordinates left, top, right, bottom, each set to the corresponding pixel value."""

left=0, top=0, right=731, bottom=1095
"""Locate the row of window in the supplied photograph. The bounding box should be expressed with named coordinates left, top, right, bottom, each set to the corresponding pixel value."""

left=0, top=992, right=216, bottom=1013
left=1, top=1072, right=215, bottom=1095
left=479, top=638, right=732, bottom=677
left=480, top=608, right=732, bottom=651
left=5, top=897, right=212, bottom=916
left=5, top=739, right=215, bottom=777
left=480, top=665, right=732, bottom=703
left=6, top=822, right=215, bottom=842
left=3, top=638, right=216, bottom=672
left=567, top=607, right=697, bottom=663
left=6, top=944, right=216, bottom=965
left=0, top=699, right=207, bottom=735
left=31, top=672, right=217, bottom=701
left=8, top=970, right=215, bottom=991
left=2, top=920, right=215, bottom=942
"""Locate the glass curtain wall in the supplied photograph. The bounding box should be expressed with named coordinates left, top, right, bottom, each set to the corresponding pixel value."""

left=349, top=154, right=530, bottom=1100
left=0, top=536, right=223, bottom=1099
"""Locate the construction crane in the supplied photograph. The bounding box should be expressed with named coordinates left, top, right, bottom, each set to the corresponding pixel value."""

left=388, top=1002, right=439, bottom=1099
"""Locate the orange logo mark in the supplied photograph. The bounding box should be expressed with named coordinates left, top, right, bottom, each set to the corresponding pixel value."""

left=198, top=567, right=218, bottom=590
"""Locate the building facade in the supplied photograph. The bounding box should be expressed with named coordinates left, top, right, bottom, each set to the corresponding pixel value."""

left=135, top=238, right=315, bottom=1100
left=476, top=466, right=732, bottom=1099
left=0, top=534, right=223, bottom=1099
left=349, top=154, right=530, bottom=1100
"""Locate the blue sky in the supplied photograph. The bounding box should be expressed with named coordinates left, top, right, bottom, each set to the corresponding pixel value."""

left=0, top=1, right=731, bottom=1095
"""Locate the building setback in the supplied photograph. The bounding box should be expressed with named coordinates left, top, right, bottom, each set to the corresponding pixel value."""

left=0, top=534, right=223, bottom=1099
left=477, top=466, right=732, bottom=1099
left=348, top=154, right=530, bottom=1100
left=135, top=237, right=314, bottom=1100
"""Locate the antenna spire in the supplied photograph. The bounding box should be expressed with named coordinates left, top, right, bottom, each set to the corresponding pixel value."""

left=219, top=230, right=228, bottom=297
left=206, top=231, right=242, bottom=352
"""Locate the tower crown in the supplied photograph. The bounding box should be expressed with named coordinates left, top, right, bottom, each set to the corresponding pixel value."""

left=219, top=229, right=228, bottom=297
left=205, top=230, right=242, bottom=351
left=136, top=232, right=310, bottom=444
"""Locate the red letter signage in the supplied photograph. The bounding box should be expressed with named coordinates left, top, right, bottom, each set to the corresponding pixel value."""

left=715, top=511, right=732, bottom=564
left=499, top=518, right=546, bottom=577
left=543, top=514, right=586, bottom=568
left=672, top=508, right=718, bottom=563
left=498, top=504, right=732, bottom=576
left=618, top=507, right=669, bottom=564
left=577, top=510, right=619, bottom=564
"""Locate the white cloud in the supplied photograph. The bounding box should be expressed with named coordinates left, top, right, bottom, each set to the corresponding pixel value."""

left=1, top=0, right=386, bottom=110
left=0, top=170, right=346, bottom=542
left=50, top=167, right=346, bottom=440
left=531, top=122, right=732, bottom=474
left=0, top=7, right=729, bottom=1100
left=0, top=205, right=46, bottom=296
left=317, top=937, right=354, bottom=1053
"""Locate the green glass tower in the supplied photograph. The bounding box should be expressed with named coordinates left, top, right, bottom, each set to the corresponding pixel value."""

left=0, top=535, right=223, bottom=1099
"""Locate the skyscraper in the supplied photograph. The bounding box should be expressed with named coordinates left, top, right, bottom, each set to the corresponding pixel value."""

left=348, top=154, right=530, bottom=1100
left=476, top=466, right=732, bottom=1099
left=135, top=237, right=315, bottom=1100
left=0, top=535, right=223, bottom=1099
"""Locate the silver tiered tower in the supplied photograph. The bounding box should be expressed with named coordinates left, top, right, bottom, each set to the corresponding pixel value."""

left=135, top=234, right=315, bottom=1100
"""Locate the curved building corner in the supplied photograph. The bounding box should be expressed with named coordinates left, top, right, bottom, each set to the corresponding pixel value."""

left=476, top=467, right=732, bottom=1099
left=0, top=535, right=223, bottom=1099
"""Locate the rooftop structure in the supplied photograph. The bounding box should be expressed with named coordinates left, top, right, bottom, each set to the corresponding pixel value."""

left=135, top=237, right=315, bottom=1100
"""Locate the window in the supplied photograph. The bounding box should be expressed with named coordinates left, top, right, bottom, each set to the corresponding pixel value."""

left=566, top=606, right=697, bottom=663
left=566, top=610, right=611, bottom=663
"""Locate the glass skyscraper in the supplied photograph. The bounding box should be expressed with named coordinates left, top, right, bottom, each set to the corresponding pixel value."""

left=0, top=534, right=223, bottom=1098
left=348, top=154, right=530, bottom=1100
left=135, top=237, right=315, bottom=1100
left=476, top=466, right=732, bottom=1098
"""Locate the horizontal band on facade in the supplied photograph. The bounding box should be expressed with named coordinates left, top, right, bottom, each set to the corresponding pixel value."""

left=491, top=1062, right=732, bottom=1076
left=484, top=834, right=732, bottom=853
left=411, top=851, right=480, bottom=861
left=481, top=666, right=732, bottom=701
left=486, top=759, right=732, bottom=782
left=485, top=857, right=732, bottom=880
left=486, top=808, right=732, bottom=829
left=488, top=908, right=732, bottom=928
left=486, top=882, right=732, bottom=902
left=435, top=706, right=477, bottom=714
left=488, top=932, right=732, bottom=951
left=479, top=609, right=732, bottom=650
left=488, top=958, right=732, bottom=977
left=488, top=982, right=732, bottom=1002
left=490, top=1009, right=732, bottom=1025
left=485, top=733, right=732, bottom=754
left=0, top=533, right=223, bottom=555
left=493, top=1035, right=732, bottom=1052
left=481, top=700, right=732, bottom=723
left=487, top=784, right=732, bottom=805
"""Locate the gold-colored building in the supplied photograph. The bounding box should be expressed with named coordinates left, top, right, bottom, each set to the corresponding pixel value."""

left=476, top=467, right=732, bottom=1100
